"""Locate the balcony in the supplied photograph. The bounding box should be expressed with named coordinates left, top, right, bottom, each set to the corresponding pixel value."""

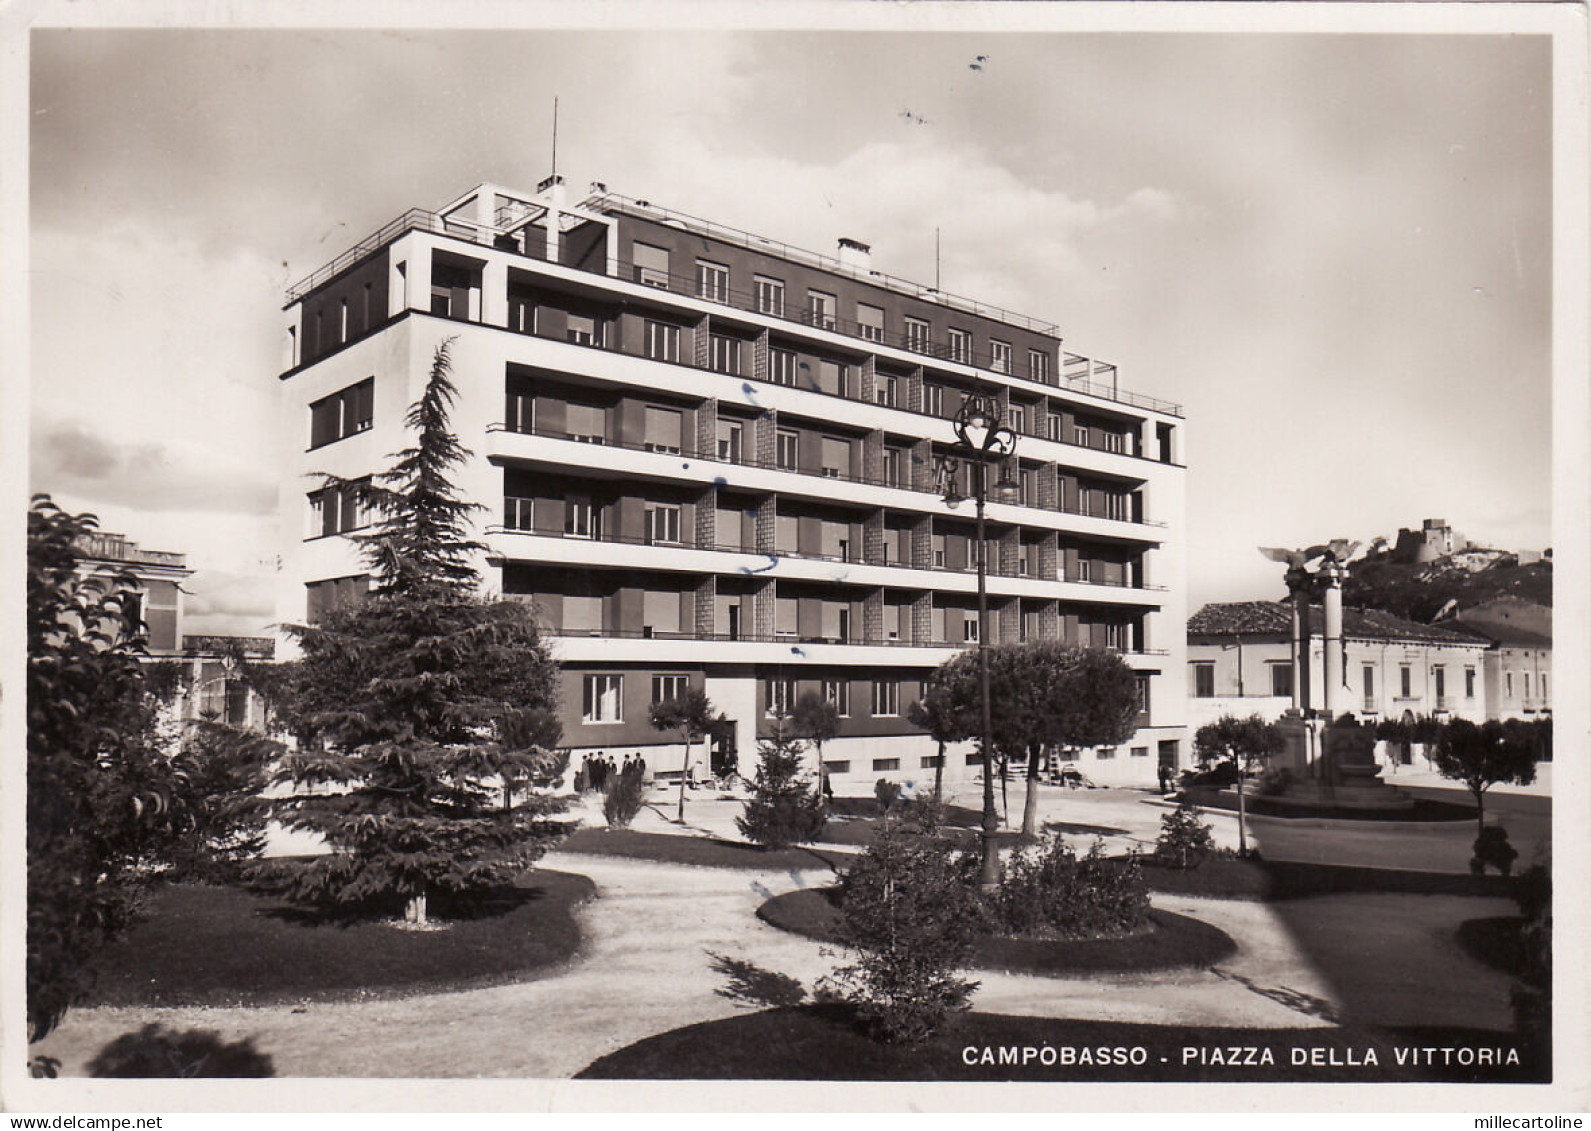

left=487, top=423, right=1167, bottom=539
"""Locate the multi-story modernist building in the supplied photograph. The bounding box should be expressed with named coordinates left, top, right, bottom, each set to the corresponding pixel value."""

left=275, top=178, right=1188, bottom=789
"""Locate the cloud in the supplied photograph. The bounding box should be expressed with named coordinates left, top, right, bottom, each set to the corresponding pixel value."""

left=32, top=421, right=277, bottom=516
left=184, top=568, right=277, bottom=621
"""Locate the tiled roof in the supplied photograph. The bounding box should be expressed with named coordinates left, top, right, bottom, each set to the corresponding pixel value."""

left=1188, top=601, right=1492, bottom=646
left=1451, top=619, right=1552, bottom=648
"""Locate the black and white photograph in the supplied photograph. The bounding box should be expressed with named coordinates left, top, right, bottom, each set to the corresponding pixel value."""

left=4, top=0, right=1587, bottom=1117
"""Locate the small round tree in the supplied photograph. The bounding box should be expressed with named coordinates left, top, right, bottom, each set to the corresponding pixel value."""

left=791, top=690, right=841, bottom=801
left=1433, top=718, right=1539, bottom=843
left=648, top=687, right=716, bottom=822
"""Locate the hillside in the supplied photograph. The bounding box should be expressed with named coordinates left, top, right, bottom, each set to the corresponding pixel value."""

left=1343, top=549, right=1553, bottom=624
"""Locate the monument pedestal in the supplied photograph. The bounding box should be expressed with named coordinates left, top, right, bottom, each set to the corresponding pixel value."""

left=1268, top=714, right=1414, bottom=813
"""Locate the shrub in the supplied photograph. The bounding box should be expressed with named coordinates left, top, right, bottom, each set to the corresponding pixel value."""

left=824, top=825, right=981, bottom=1044
left=603, top=769, right=645, bottom=828
left=1253, top=766, right=1293, bottom=797
left=1511, top=852, right=1551, bottom=1062
left=874, top=778, right=903, bottom=814
left=1155, top=801, right=1215, bottom=870
left=738, top=722, right=826, bottom=849
left=985, top=837, right=1150, bottom=939
left=1179, top=761, right=1237, bottom=790
left=1470, top=826, right=1519, bottom=876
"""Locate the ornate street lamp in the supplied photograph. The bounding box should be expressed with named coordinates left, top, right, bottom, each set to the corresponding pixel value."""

left=941, top=392, right=1017, bottom=890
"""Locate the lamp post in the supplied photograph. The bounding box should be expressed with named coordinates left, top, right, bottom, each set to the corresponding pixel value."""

left=939, top=393, right=1018, bottom=891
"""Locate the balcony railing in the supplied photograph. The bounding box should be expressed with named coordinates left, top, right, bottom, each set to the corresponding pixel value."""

left=284, top=200, right=1183, bottom=418
left=489, top=521, right=1165, bottom=591
left=488, top=422, right=1165, bottom=533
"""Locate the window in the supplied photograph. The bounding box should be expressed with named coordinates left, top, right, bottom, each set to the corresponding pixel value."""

left=876, top=375, right=899, bottom=408
left=776, top=595, right=797, bottom=636
left=990, top=340, right=1012, bottom=374
left=871, top=680, right=900, bottom=717
left=582, top=674, right=624, bottom=723
left=1192, top=662, right=1215, bottom=698
left=755, top=275, right=785, bottom=316
left=921, top=755, right=943, bottom=769
left=884, top=448, right=903, bottom=487
left=857, top=303, right=884, bottom=343
left=565, top=496, right=599, bottom=539
left=309, top=378, right=375, bottom=448
left=1131, top=746, right=1149, bottom=759
left=948, top=328, right=972, bottom=364
left=825, top=760, right=852, bottom=775
left=1047, top=415, right=1062, bottom=442
left=1400, top=665, right=1413, bottom=699
left=1029, top=349, right=1050, bottom=382
left=872, top=758, right=900, bottom=772
left=766, top=677, right=797, bottom=716
left=926, top=385, right=945, bottom=416
left=1009, top=406, right=1027, bottom=435
left=1103, top=431, right=1125, bottom=454
left=820, top=437, right=849, bottom=479
left=823, top=679, right=851, bottom=716
left=1434, top=666, right=1448, bottom=706
left=305, top=574, right=370, bottom=624
left=963, top=617, right=979, bottom=643
left=508, top=288, right=536, bottom=334
left=645, top=504, right=682, bottom=545
left=808, top=290, right=836, bottom=330
left=566, top=402, right=605, bottom=444
left=1363, top=664, right=1376, bottom=708
left=567, top=313, right=599, bottom=346
left=1270, top=661, right=1293, bottom=699
left=1136, top=674, right=1152, bottom=715
left=716, top=420, right=744, bottom=463
left=696, top=260, right=729, bottom=302
left=645, top=320, right=680, bottom=362
left=1522, top=672, right=1531, bottom=700
left=1541, top=672, right=1548, bottom=699
left=309, top=477, right=371, bottom=538
left=709, top=334, right=741, bottom=375
left=820, top=359, right=849, bottom=398
left=1096, top=747, right=1116, bottom=760
left=339, top=298, right=348, bottom=343
left=504, top=495, right=534, bottom=531
left=1104, top=622, right=1128, bottom=650
left=933, top=535, right=947, bottom=569
left=643, top=406, right=684, bottom=454
left=430, top=263, right=476, bottom=320
left=1466, top=668, right=1477, bottom=699
left=1077, top=559, right=1092, bottom=583
left=1074, top=426, right=1091, bottom=447
left=776, top=429, right=799, bottom=470
left=652, top=674, right=688, bottom=705
left=633, top=242, right=670, bottom=288
left=1505, top=672, right=1514, bottom=698
left=770, top=348, right=797, bottom=386
left=904, top=317, right=931, bottom=353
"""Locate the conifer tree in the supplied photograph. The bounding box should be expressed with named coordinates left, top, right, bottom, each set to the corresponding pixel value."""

left=258, top=340, right=569, bottom=925
left=736, top=716, right=826, bottom=849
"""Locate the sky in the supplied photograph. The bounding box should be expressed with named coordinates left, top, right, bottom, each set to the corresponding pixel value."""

left=25, top=23, right=1554, bottom=638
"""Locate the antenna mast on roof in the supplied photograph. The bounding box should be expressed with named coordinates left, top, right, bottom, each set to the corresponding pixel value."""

left=551, top=95, right=559, bottom=176
left=935, top=227, right=941, bottom=291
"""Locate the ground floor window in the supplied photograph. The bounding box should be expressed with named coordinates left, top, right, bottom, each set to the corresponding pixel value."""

left=582, top=674, right=623, bottom=723
left=652, top=674, right=688, bottom=705
left=872, top=758, right=900, bottom=772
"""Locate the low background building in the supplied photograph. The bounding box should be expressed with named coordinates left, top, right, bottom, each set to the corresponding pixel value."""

left=1186, top=601, right=1492, bottom=752
left=1449, top=598, right=1552, bottom=721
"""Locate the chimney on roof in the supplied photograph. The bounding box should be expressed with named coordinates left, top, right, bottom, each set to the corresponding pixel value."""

left=837, top=237, right=872, bottom=272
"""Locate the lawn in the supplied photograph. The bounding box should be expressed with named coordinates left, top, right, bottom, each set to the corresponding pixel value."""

left=561, top=827, right=847, bottom=870
left=1456, top=916, right=1530, bottom=977
left=757, top=887, right=1236, bottom=974
left=83, top=869, right=595, bottom=1008
left=576, top=1004, right=1543, bottom=1083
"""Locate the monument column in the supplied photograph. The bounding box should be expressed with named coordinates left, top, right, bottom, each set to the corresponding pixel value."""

left=1285, top=564, right=1312, bottom=715
left=1321, top=559, right=1346, bottom=719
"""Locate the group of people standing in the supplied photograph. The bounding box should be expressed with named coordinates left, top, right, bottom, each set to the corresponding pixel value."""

left=574, top=753, right=648, bottom=794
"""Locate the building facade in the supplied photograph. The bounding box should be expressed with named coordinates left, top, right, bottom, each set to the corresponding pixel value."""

left=1449, top=598, right=1552, bottom=721
left=276, top=179, right=1188, bottom=788
left=1186, top=601, right=1492, bottom=756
